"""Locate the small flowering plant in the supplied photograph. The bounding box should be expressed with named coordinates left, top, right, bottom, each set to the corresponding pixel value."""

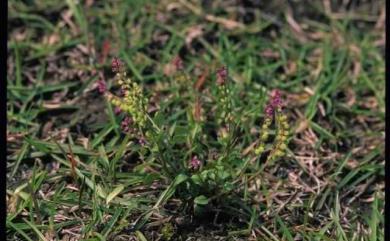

left=99, top=57, right=291, bottom=224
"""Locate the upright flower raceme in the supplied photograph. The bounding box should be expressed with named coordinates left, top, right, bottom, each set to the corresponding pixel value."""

left=254, top=89, right=290, bottom=160
left=216, top=66, right=232, bottom=123
left=170, top=55, right=189, bottom=85
left=104, top=58, right=149, bottom=128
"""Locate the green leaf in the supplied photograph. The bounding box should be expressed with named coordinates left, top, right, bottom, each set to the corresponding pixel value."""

left=194, top=195, right=209, bottom=205
left=23, top=218, right=48, bottom=241
left=106, top=184, right=124, bottom=204
left=310, top=121, right=336, bottom=140
left=191, top=174, right=202, bottom=185
left=144, top=173, right=161, bottom=184
left=135, top=231, right=148, bottom=241
left=154, top=174, right=188, bottom=208
left=153, top=111, right=165, bottom=127
left=96, top=185, right=107, bottom=199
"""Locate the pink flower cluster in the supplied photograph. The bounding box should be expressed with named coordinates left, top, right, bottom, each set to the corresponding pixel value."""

left=121, top=116, right=133, bottom=132
left=112, top=57, right=123, bottom=73
left=271, top=89, right=282, bottom=107
left=189, top=155, right=201, bottom=170
left=97, top=80, right=107, bottom=93
left=114, top=106, right=122, bottom=115
left=172, top=56, right=183, bottom=71
left=216, top=66, right=228, bottom=85
left=265, top=89, right=282, bottom=117
left=265, top=104, right=274, bottom=117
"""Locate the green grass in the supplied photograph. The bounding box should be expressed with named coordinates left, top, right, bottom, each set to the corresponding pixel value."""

left=7, top=0, right=384, bottom=240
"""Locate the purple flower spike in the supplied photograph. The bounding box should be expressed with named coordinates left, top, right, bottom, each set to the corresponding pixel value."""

left=97, top=80, right=107, bottom=93
left=172, top=56, right=183, bottom=71
left=112, top=57, right=123, bottom=73
left=264, top=89, right=284, bottom=117
left=216, top=66, right=228, bottom=85
left=265, top=104, right=274, bottom=117
left=121, top=116, right=133, bottom=132
left=271, top=89, right=282, bottom=107
left=189, top=155, right=201, bottom=170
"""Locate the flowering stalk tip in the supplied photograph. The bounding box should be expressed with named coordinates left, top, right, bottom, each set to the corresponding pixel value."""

left=97, top=80, right=107, bottom=94
left=172, top=56, right=184, bottom=71
left=216, top=66, right=228, bottom=85
left=105, top=57, right=149, bottom=128
left=216, top=66, right=233, bottom=124
left=111, top=57, right=123, bottom=73
left=189, top=156, right=201, bottom=170
left=254, top=89, right=290, bottom=159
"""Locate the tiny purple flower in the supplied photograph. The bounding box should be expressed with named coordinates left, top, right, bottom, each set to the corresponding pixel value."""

left=139, top=136, right=147, bottom=146
left=265, top=104, right=274, bottom=117
left=264, top=89, right=284, bottom=117
left=97, top=80, right=107, bottom=93
left=172, top=56, right=183, bottom=71
left=189, top=155, right=201, bottom=170
left=112, top=57, right=123, bottom=73
left=114, top=106, right=122, bottom=115
left=271, top=89, right=282, bottom=107
left=121, top=116, right=133, bottom=132
left=216, top=66, right=228, bottom=85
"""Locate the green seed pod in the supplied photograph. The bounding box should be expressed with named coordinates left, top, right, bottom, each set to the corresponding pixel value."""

left=112, top=99, right=120, bottom=105
left=274, top=150, right=284, bottom=157
left=262, top=123, right=269, bottom=129
left=279, top=143, right=287, bottom=150
left=261, top=132, right=269, bottom=140
left=255, top=145, right=264, bottom=155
